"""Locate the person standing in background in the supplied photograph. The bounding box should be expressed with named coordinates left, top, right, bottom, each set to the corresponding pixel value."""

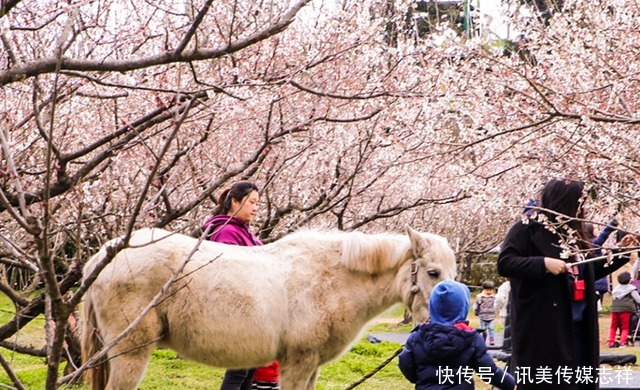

left=474, top=281, right=497, bottom=345
left=608, top=271, right=640, bottom=348
left=610, top=230, right=640, bottom=291
left=498, top=179, right=634, bottom=389
left=495, top=278, right=510, bottom=326
left=585, top=220, right=618, bottom=312
left=203, top=181, right=280, bottom=390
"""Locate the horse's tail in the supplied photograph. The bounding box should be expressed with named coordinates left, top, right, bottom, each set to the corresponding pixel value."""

left=81, top=291, right=109, bottom=390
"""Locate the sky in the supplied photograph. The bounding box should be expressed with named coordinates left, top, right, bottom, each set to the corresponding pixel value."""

left=476, top=0, right=515, bottom=40
left=299, top=0, right=520, bottom=41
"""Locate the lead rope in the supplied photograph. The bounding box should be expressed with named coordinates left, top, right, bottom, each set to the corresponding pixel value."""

left=342, top=345, right=405, bottom=390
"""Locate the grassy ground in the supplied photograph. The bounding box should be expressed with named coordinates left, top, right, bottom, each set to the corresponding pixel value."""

left=0, top=297, right=639, bottom=389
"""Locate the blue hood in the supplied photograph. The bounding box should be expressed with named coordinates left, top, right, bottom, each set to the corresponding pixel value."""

left=429, top=280, right=470, bottom=325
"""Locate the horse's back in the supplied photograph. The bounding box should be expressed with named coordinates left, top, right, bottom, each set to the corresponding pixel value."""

left=86, top=228, right=232, bottom=278
left=85, top=228, right=291, bottom=367
left=86, top=228, right=287, bottom=306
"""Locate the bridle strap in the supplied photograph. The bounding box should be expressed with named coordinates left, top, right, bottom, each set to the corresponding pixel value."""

left=407, top=259, right=421, bottom=310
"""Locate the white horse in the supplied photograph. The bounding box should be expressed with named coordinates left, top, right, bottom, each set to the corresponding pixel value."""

left=81, top=226, right=457, bottom=389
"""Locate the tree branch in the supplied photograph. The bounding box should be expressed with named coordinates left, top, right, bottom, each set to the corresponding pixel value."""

left=0, top=340, right=46, bottom=357
left=173, top=0, right=214, bottom=56
left=0, top=0, right=312, bottom=86
left=0, top=259, right=82, bottom=342
left=0, top=0, right=22, bottom=19
left=0, top=92, right=208, bottom=213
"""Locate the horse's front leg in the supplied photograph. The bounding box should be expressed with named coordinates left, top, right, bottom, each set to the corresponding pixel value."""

left=280, top=354, right=320, bottom=390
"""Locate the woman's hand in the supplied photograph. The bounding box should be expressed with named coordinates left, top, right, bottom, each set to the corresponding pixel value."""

left=544, top=257, right=571, bottom=275
left=619, top=234, right=639, bottom=248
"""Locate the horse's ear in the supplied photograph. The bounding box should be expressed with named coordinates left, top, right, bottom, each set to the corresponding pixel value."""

left=405, top=225, right=430, bottom=258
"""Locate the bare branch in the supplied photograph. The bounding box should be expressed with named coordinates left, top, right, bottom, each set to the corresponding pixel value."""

left=0, top=129, right=33, bottom=232
left=0, top=259, right=82, bottom=342
left=0, top=340, right=46, bottom=357
left=0, top=0, right=22, bottom=19
left=173, top=0, right=214, bottom=56
left=0, top=278, right=30, bottom=307
left=0, top=92, right=208, bottom=214
left=0, top=0, right=312, bottom=86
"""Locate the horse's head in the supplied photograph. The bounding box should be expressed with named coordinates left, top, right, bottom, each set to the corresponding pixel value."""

left=401, top=225, right=457, bottom=323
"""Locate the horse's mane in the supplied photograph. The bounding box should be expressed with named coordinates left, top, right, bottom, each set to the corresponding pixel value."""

left=278, top=229, right=411, bottom=274
left=339, top=230, right=452, bottom=274
left=276, top=229, right=453, bottom=274
left=341, top=231, right=411, bottom=273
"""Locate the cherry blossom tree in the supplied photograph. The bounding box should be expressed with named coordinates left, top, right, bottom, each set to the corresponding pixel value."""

left=1, top=0, right=639, bottom=387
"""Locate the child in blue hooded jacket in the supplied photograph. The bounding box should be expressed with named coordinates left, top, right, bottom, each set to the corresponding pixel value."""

left=398, top=280, right=516, bottom=390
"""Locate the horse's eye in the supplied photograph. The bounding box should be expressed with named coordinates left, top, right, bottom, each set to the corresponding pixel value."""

left=427, top=268, right=439, bottom=278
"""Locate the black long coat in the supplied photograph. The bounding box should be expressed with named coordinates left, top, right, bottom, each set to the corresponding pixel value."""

left=497, top=221, right=629, bottom=390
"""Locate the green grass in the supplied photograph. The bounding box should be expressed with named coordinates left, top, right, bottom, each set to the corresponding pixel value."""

left=139, top=350, right=225, bottom=389
left=317, top=342, right=410, bottom=390
left=380, top=303, right=405, bottom=318
left=0, top=340, right=412, bottom=389
left=0, top=293, right=51, bottom=388
left=0, top=351, right=49, bottom=388
left=135, top=342, right=412, bottom=390
left=367, top=321, right=413, bottom=333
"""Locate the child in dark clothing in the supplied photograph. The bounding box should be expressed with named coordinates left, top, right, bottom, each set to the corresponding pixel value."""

left=398, top=280, right=515, bottom=390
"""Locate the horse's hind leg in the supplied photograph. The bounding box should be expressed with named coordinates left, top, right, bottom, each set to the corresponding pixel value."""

left=105, top=344, right=155, bottom=390
left=96, top=305, right=163, bottom=389
left=305, top=368, right=319, bottom=390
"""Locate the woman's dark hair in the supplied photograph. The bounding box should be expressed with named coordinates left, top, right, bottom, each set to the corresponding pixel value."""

left=540, top=179, right=585, bottom=221
left=539, top=179, right=588, bottom=247
left=213, top=181, right=259, bottom=215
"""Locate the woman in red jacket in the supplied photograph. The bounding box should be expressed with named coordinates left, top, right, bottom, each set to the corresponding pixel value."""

left=203, top=181, right=280, bottom=390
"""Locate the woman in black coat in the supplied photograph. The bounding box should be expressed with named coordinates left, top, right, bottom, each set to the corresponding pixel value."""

left=498, top=179, right=633, bottom=390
